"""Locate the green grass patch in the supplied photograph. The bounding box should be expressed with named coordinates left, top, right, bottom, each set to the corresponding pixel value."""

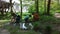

left=5, top=25, right=40, bottom=34
left=0, top=20, right=10, bottom=25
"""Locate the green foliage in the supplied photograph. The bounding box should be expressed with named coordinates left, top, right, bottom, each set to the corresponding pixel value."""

left=5, top=25, right=40, bottom=34
left=28, top=4, right=35, bottom=13
left=52, top=30, right=60, bottom=34
left=32, top=15, right=58, bottom=29
left=0, top=13, right=11, bottom=20
left=28, top=0, right=60, bottom=15
left=40, top=15, right=57, bottom=23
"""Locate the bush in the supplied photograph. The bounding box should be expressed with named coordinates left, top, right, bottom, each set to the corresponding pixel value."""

left=40, top=15, right=57, bottom=23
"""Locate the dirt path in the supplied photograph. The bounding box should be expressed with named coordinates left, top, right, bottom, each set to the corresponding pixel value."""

left=54, top=13, right=60, bottom=18
left=0, top=28, right=10, bottom=34
left=53, top=13, right=60, bottom=31
left=0, top=22, right=10, bottom=34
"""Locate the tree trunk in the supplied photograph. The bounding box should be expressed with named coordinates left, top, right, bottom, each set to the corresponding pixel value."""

left=20, top=0, right=22, bottom=21
left=47, top=0, right=51, bottom=15
left=44, top=0, right=47, bottom=14
left=10, top=0, right=13, bottom=14
left=58, top=0, right=59, bottom=5
left=5, top=8, right=7, bottom=13
left=1, top=4, right=4, bottom=15
left=35, top=0, right=39, bottom=13
left=36, top=0, right=39, bottom=13
left=1, top=7, right=3, bottom=15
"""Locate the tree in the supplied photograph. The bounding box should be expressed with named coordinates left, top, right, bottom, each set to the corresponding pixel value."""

left=20, top=0, right=22, bottom=20
left=44, top=0, right=47, bottom=14
left=1, top=2, right=4, bottom=15
left=57, top=0, right=59, bottom=5
left=35, top=0, right=39, bottom=13
left=47, top=0, right=51, bottom=15
left=10, top=0, right=13, bottom=14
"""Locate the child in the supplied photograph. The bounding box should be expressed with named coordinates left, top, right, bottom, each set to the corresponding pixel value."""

left=24, top=15, right=33, bottom=30
left=32, top=12, right=39, bottom=21
left=11, top=13, right=17, bottom=24
left=15, top=15, right=21, bottom=26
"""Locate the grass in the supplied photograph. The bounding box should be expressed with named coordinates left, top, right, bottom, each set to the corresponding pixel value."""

left=52, top=30, right=60, bottom=34
left=4, top=23, right=60, bottom=34
left=0, top=20, right=10, bottom=28
left=0, top=15, right=60, bottom=34
left=5, top=25, right=40, bottom=34
left=0, top=20, right=10, bottom=25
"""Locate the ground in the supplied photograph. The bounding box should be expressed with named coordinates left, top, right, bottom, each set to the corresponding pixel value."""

left=0, top=13, right=60, bottom=34
left=0, top=28, right=10, bottom=34
left=0, top=20, right=40, bottom=34
left=54, top=13, right=60, bottom=18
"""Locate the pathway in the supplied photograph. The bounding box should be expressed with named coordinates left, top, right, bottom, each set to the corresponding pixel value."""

left=0, top=22, right=10, bottom=34
left=0, top=28, right=10, bottom=34
left=54, top=13, right=60, bottom=18
left=53, top=13, right=60, bottom=31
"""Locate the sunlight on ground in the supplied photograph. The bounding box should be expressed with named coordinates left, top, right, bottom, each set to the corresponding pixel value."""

left=0, top=20, right=10, bottom=25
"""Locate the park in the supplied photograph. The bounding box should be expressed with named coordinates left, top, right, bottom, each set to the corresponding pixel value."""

left=0, top=0, right=60, bottom=34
